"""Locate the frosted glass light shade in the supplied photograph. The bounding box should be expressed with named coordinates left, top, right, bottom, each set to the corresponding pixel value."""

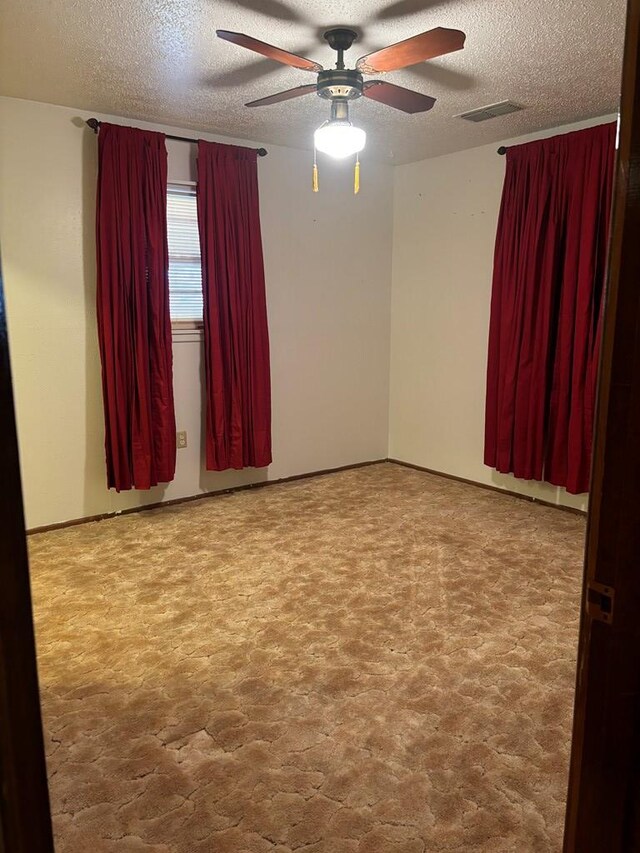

left=314, top=121, right=366, bottom=159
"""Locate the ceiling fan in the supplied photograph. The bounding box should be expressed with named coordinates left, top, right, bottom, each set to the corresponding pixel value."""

left=217, top=26, right=466, bottom=158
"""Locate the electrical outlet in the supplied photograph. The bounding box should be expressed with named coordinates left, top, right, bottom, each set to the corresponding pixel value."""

left=177, top=431, right=187, bottom=449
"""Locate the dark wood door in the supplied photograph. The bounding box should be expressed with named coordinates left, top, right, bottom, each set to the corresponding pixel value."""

left=0, top=248, right=54, bottom=851
left=563, top=0, right=640, bottom=849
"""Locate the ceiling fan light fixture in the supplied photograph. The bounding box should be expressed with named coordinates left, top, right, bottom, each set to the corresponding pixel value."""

left=314, top=120, right=367, bottom=159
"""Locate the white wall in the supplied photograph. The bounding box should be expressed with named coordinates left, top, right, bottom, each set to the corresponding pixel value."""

left=389, top=116, right=617, bottom=513
left=0, top=97, right=393, bottom=529
left=0, top=96, right=613, bottom=528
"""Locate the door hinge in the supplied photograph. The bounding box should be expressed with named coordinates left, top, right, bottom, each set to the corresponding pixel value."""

left=586, top=580, right=615, bottom=624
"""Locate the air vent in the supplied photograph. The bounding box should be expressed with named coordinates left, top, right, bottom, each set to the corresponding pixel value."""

left=457, top=101, right=523, bottom=122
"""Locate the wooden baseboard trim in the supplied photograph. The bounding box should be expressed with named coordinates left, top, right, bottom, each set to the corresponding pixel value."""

left=27, top=457, right=586, bottom=535
left=387, top=458, right=588, bottom=516
left=26, top=459, right=387, bottom=535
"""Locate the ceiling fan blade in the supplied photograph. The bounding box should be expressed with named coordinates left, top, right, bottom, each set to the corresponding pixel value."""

left=356, top=27, right=465, bottom=74
left=363, top=80, right=436, bottom=113
left=246, top=84, right=318, bottom=107
left=217, top=30, right=323, bottom=72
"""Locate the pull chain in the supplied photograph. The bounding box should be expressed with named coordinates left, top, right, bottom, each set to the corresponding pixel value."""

left=312, top=146, right=319, bottom=193
left=354, top=153, right=361, bottom=195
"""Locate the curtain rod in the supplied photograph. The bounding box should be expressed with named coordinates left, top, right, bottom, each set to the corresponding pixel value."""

left=497, top=146, right=507, bottom=155
left=85, top=118, right=268, bottom=157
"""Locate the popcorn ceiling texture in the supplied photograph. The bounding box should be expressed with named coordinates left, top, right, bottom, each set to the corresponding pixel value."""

left=0, top=0, right=626, bottom=163
left=29, top=463, right=585, bottom=852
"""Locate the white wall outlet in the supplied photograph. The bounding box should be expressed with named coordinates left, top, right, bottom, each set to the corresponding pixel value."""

left=177, top=430, right=187, bottom=449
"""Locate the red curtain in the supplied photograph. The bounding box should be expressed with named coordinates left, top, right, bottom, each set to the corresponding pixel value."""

left=196, top=140, right=272, bottom=470
left=96, top=123, right=176, bottom=491
left=484, top=123, right=616, bottom=494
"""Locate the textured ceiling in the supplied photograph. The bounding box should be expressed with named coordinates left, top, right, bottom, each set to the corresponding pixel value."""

left=0, top=0, right=627, bottom=164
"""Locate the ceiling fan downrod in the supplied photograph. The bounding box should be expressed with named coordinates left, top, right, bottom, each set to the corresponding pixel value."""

left=316, top=28, right=363, bottom=102
left=323, top=27, right=358, bottom=70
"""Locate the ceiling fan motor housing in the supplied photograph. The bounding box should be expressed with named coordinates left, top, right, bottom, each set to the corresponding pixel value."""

left=317, top=69, right=363, bottom=101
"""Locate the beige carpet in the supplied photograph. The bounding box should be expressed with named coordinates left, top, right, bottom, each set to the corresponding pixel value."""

left=29, top=463, right=586, bottom=853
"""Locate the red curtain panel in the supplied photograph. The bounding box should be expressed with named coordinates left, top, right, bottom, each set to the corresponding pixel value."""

left=545, top=125, right=616, bottom=493
left=196, top=140, right=272, bottom=470
left=96, top=123, right=176, bottom=491
left=484, top=123, right=616, bottom=494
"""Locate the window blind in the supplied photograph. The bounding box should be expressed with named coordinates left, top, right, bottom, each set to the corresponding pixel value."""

left=167, top=185, right=203, bottom=322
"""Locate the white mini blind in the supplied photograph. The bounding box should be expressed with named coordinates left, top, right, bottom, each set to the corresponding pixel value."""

left=167, top=185, right=203, bottom=322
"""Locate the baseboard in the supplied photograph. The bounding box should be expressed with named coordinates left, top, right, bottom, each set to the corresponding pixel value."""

left=388, top=458, right=588, bottom=516
left=26, top=459, right=388, bottom=535
left=28, top=456, right=586, bottom=535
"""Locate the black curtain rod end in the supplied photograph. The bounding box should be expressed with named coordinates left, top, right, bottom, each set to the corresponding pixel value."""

left=497, top=146, right=508, bottom=155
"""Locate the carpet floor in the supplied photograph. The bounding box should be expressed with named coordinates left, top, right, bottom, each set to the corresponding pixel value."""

left=29, top=462, right=586, bottom=853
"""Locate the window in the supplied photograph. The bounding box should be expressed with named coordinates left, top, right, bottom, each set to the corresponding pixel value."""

left=167, top=184, right=203, bottom=324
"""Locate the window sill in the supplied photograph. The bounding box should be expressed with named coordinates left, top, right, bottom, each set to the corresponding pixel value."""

left=171, top=320, right=203, bottom=331
left=172, top=321, right=203, bottom=344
